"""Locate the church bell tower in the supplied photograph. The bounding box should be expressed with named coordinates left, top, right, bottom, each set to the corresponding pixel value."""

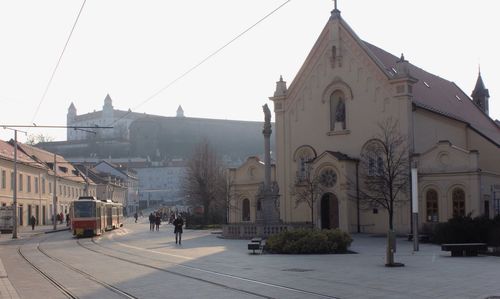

left=471, top=70, right=490, bottom=115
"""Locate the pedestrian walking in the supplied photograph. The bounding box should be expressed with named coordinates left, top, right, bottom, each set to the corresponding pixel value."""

left=173, top=216, right=184, bottom=245
left=155, top=213, right=161, bottom=231
left=66, top=213, right=70, bottom=227
left=59, top=212, right=64, bottom=224
left=134, top=212, right=138, bottom=223
left=149, top=213, right=155, bottom=231
left=30, top=215, right=36, bottom=230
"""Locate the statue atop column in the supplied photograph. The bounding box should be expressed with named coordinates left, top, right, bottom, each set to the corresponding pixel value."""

left=258, top=103, right=280, bottom=225
left=262, top=104, right=272, bottom=135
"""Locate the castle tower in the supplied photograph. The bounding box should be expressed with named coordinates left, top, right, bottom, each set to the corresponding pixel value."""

left=103, top=94, right=114, bottom=113
left=176, top=105, right=185, bottom=117
left=67, top=102, right=77, bottom=140
left=471, top=70, right=490, bottom=115
left=101, top=94, right=115, bottom=139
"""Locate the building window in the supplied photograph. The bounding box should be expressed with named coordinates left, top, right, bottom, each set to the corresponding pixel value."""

left=42, top=178, right=46, bottom=194
left=294, top=146, right=316, bottom=183
left=330, top=90, right=346, bottom=131
left=34, top=177, right=39, bottom=193
left=298, top=156, right=310, bottom=181
left=27, top=176, right=31, bottom=193
left=426, top=189, right=438, bottom=222
left=19, top=174, right=23, bottom=191
left=1, top=170, right=5, bottom=189
left=242, top=198, right=250, bottom=222
left=319, top=168, right=337, bottom=188
left=10, top=172, right=14, bottom=190
left=452, top=188, right=465, bottom=217
left=49, top=182, right=52, bottom=194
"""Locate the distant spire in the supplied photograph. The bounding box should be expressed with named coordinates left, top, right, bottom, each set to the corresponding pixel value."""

left=471, top=69, right=490, bottom=115
left=176, top=105, right=185, bottom=117
left=473, top=71, right=486, bottom=92
left=104, top=94, right=112, bottom=104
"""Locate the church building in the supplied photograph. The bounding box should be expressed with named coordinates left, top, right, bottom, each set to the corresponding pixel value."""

left=227, top=6, right=500, bottom=235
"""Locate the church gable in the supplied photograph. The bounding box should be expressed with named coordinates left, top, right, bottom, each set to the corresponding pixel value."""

left=229, top=156, right=266, bottom=185
left=280, top=12, right=400, bottom=145
left=417, top=140, right=479, bottom=174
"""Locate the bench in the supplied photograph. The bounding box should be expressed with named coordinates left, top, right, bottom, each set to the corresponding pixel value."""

left=407, top=234, right=430, bottom=242
left=441, top=243, right=487, bottom=257
left=248, top=237, right=263, bottom=254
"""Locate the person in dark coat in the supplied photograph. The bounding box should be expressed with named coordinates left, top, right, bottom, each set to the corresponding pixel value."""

left=134, top=212, right=138, bottom=223
left=173, top=216, right=184, bottom=245
left=155, top=213, right=161, bottom=231
left=30, top=215, right=36, bottom=230
left=149, top=213, right=155, bottom=231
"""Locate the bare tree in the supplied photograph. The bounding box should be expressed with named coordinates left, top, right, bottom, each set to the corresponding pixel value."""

left=26, top=133, right=54, bottom=145
left=182, top=140, right=227, bottom=224
left=358, top=118, right=410, bottom=230
left=291, top=163, right=325, bottom=229
left=355, top=118, right=409, bottom=266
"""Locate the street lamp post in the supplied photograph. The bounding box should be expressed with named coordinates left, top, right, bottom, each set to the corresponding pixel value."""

left=12, top=130, right=18, bottom=239
left=53, top=153, right=57, bottom=230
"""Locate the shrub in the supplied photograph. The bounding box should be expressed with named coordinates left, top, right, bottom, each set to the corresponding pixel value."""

left=265, top=228, right=352, bottom=254
left=431, top=214, right=500, bottom=246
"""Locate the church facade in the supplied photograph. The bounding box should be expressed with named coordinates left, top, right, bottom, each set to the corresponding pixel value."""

left=227, top=7, right=500, bottom=235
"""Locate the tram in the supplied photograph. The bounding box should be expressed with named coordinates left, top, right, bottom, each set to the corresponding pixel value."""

left=70, top=196, right=123, bottom=237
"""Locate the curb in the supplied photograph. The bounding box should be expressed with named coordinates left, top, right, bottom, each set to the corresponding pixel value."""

left=44, top=227, right=71, bottom=234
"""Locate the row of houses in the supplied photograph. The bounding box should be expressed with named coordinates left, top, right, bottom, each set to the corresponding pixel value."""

left=0, top=139, right=137, bottom=227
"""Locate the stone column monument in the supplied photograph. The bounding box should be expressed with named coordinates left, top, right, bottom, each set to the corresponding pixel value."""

left=259, top=104, right=280, bottom=224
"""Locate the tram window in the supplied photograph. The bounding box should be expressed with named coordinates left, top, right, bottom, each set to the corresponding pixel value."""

left=73, top=202, right=95, bottom=217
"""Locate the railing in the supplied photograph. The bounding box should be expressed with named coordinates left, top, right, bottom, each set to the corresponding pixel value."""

left=222, top=222, right=308, bottom=239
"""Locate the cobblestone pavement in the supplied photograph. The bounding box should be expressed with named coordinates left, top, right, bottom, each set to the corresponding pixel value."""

left=0, top=219, right=499, bottom=299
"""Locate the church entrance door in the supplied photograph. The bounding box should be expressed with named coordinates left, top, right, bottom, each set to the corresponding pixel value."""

left=320, top=193, right=339, bottom=229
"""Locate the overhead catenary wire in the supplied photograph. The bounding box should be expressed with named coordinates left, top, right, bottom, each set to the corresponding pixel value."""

left=109, top=0, right=292, bottom=127
left=30, top=0, right=87, bottom=124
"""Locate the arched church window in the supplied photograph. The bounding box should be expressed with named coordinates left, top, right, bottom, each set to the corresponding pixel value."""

left=330, top=90, right=346, bottom=131
left=361, top=139, right=384, bottom=177
left=452, top=188, right=465, bottom=217
left=242, top=198, right=250, bottom=221
left=294, top=146, right=316, bottom=183
left=426, top=189, right=439, bottom=222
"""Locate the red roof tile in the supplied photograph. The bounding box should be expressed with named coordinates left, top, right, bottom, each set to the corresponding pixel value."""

left=0, top=140, right=43, bottom=166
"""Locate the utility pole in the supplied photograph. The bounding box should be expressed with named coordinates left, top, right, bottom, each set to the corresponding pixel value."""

left=53, top=153, right=57, bottom=230
left=12, top=130, right=18, bottom=239
left=85, top=166, right=89, bottom=196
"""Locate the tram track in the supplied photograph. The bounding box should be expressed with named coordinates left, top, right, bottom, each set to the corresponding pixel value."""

left=17, top=242, right=78, bottom=299
left=17, top=234, right=138, bottom=299
left=77, top=237, right=340, bottom=299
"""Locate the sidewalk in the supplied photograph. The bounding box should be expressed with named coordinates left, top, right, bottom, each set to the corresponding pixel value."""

left=0, top=224, right=70, bottom=299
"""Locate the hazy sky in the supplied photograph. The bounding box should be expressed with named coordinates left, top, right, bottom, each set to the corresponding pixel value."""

left=1, top=0, right=498, bottom=142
